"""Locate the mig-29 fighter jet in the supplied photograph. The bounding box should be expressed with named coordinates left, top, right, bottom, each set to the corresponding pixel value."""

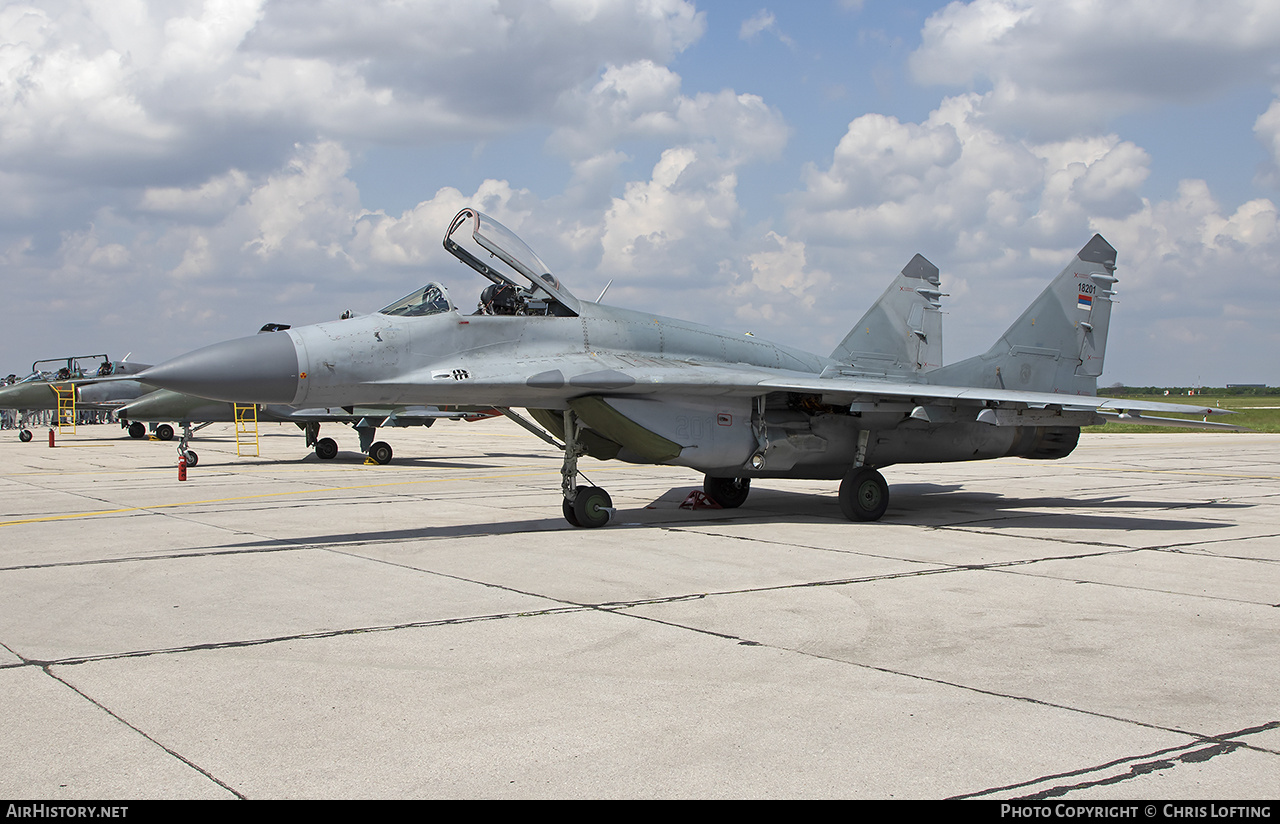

left=139, top=207, right=1237, bottom=528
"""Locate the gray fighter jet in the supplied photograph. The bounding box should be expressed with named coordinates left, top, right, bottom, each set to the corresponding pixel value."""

left=140, top=207, right=1238, bottom=528
left=0, top=355, right=154, bottom=441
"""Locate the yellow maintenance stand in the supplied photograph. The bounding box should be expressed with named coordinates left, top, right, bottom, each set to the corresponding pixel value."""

left=234, top=403, right=260, bottom=457
left=53, top=384, right=76, bottom=434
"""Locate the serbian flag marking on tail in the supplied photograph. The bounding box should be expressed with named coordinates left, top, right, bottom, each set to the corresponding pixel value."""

left=1077, top=292, right=1093, bottom=311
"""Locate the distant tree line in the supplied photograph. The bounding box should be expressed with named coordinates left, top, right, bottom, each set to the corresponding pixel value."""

left=1104, top=384, right=1278, bottom=396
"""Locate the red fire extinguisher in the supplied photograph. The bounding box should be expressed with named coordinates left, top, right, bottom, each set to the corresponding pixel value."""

left=178, top=452, right=187, bottom=481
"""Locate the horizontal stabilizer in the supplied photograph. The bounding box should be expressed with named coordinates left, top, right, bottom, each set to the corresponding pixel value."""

left=1094, top=410, right=1250, bottom=432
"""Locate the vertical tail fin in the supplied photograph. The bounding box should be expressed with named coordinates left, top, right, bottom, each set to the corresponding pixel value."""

left=929, top=235, right=1117, bottom=395
left=829, top=254, right=944, bottom=376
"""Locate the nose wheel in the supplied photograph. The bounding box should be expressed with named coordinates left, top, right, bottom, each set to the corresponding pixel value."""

left=564, top=486, right=612, bottom=528
left=175, top=428, right=199, bottom=468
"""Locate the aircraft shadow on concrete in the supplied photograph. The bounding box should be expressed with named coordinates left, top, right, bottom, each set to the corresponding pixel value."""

left=362, top=452, right=555, bottom=466
left=865, top=482, right=1247, bottom=532
left=218, top=480, right=1244, bottom=551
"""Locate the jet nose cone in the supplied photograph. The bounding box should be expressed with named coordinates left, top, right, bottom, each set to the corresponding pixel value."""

left=142, top=333, right=300, bottom=404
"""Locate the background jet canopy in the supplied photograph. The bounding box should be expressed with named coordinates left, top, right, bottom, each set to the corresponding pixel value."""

left=379, top=283, right=453, bottom=317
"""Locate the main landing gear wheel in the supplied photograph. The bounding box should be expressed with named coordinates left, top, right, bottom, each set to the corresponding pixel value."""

left=368, top=441, right=393, bottom=465
left=18, top=429, right=32, bottom=442
left=703, top=475, right=750, bottom=508
left=839, top=467, right=889, bottom=522
left=315, top=437, right=338, bottom=460
left=568, top=486, right=612, bottom=528
left=155, top=424, right=175, bottom=441
left=128, top=422, right=146, bottom=439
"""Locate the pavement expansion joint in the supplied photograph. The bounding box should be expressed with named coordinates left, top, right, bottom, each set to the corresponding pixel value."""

left=956, top=721, right=1280, bottom=800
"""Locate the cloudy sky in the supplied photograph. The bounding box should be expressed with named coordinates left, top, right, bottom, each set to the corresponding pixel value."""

left=4, top=0, right=1279, bottom=386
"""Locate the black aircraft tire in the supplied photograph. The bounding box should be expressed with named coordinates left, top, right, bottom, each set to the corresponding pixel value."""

left=369, top=441, right=393, bottom=465
left=571, top=486, right=612, bottom=528
left=155, top=424, right=175, bottom=441
left=128, top=422, right=146, bottom=439
left=839, top=467, right=889, bottom=522
left=704, top=475, right=750, bottom=508
left=315, top=437, right=338, bottom=460
left=19, top=429, right=32, bottom=443
left=184, top=450, right=198, bottom=467
left=562, top=498, right=580, bottom=527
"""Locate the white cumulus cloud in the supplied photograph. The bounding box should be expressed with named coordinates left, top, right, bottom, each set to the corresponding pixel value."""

left=910, top=0, right=1280, bottom=137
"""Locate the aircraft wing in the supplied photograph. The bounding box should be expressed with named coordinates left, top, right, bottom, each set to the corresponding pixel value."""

left=756, top=374, right=1244, bottom=431
left=762, top=370, right=1240, bottom=430
left=379, top=353, right=1241, bottom=430
left=753, top=374, right=1228, bottom=415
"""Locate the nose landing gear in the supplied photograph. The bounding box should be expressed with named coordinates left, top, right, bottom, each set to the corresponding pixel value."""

left=560, top=410, right=612, bottom=528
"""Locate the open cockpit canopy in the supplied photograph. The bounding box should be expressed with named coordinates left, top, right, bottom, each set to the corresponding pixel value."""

left=443, top=208, right=580, bottom=317
left=27, top=354, right=115, bottom=381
